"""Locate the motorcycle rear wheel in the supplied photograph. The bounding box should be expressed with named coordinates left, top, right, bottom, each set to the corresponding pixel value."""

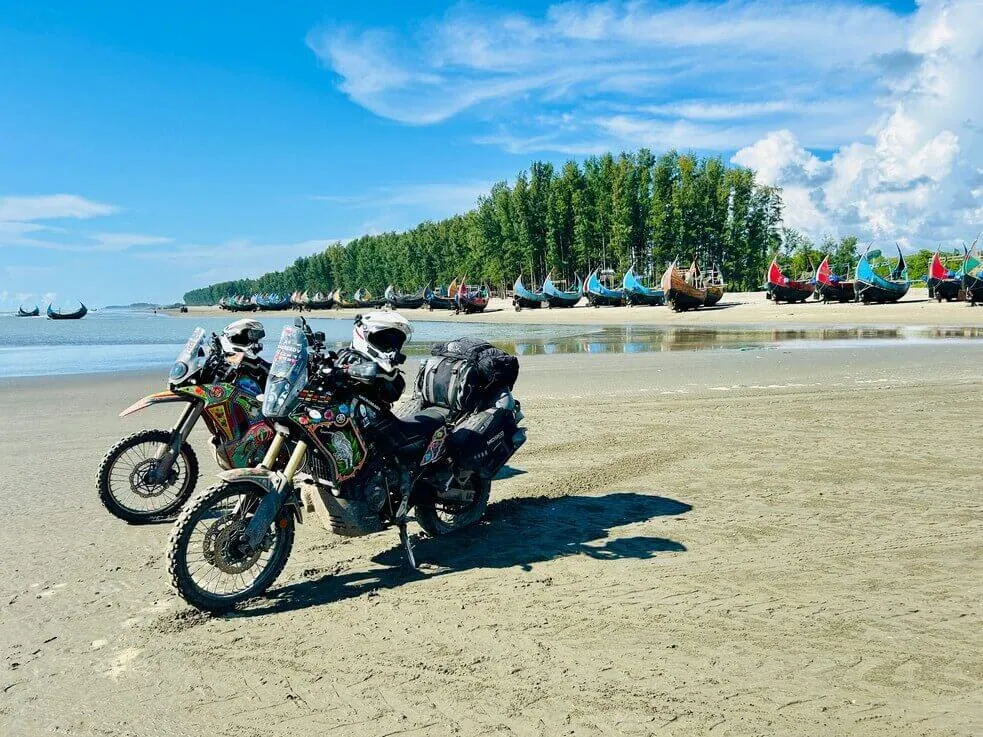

left=97, top=429, right=199, bottom=523
left=167, top=481, right=294, bottom=613
left=416, top=475, right=490, bottom=537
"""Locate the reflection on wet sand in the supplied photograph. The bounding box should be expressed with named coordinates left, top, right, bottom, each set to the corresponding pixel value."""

left=407, top=325, right=983, bottom=357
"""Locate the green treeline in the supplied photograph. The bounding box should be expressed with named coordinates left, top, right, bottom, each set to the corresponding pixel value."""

left=184, top=149, right=787, bottom=305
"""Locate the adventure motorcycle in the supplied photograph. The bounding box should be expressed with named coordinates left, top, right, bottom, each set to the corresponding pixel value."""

left=97, top=326, right=278, bottom=523
left=167, top=317, right=526, bottom=612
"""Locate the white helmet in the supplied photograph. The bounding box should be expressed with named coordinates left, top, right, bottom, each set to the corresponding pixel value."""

left=221, top=319, right=265, bottom=356
left=351, top=311, right=412, bottom=371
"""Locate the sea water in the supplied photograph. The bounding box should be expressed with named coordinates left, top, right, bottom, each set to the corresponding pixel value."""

left=0, top=309, right=981, bottom=378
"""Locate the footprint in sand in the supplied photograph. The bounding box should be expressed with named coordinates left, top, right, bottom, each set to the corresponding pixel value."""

left=103, top=648, right=142, bottom=680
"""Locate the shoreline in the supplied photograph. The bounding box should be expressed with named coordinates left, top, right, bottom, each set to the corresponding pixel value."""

left=166, top=290, right=983, bottom=328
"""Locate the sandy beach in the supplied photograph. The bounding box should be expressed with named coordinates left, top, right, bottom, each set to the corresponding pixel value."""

left=170, top=290, right=983, bottom=328
left=1, top=343, right=980, bottom=736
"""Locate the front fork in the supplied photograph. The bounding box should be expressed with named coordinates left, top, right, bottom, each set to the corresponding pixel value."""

left=242, top=432, right=307, bottom=548
left=149, top=401, right=203, bottom=483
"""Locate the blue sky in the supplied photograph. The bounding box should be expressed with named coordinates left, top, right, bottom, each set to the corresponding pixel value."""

left=2, top=0, right=979, bottom=308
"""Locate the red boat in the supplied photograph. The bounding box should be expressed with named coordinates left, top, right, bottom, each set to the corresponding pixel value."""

left=766, top=258, right=814, bottom=303
left=455, top=278, right=489, bottom=314
left=927, top=251, right=961, bottom=302
left=815, top=256, right=855, bottom=303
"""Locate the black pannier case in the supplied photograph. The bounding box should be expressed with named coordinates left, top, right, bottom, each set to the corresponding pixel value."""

left=447, top=407, right=518, bottom=478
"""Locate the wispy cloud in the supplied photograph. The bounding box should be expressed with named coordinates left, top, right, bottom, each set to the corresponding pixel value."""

left=309, top=182, right=490, bottom=215
left=0, top=194, right=118, bottom=221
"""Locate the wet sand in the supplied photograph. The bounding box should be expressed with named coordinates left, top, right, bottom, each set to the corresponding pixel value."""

left=171, top=289, right=983, bottom=328
left=1, top=345, right=981, bottom=736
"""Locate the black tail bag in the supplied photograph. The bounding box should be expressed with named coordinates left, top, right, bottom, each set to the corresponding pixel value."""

left=415, top=338, right=518, bottom=417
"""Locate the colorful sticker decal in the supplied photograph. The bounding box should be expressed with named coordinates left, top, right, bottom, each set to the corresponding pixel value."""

left=207, top=404, right=233, bottom=440
left=421, top=426, right=448, bottom=465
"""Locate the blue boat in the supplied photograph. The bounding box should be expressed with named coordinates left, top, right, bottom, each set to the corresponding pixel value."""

left=512, top=275, right=544, bottom=310
left=855, top=246, right=910, bottom=303
left=542, top=273, right=582, bottom=308
left=622, top=266, right=665, bottom=306
left=585, top=268, right=625, bottom=307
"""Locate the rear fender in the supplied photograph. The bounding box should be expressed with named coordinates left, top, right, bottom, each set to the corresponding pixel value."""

left=119, top=391, right=191, bottom=418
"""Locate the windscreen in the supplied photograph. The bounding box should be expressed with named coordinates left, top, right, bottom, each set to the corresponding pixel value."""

left=263, top=325, right=309, bottom=418
left=169, top=327, right=208, bottom=385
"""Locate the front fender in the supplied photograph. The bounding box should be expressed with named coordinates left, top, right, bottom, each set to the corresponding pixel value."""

left=119, top=391, right=192, bottom=418
left=218, top=468, right=304, bottom=524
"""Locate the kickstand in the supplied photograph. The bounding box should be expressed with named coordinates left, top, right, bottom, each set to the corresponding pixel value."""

left=398, top=521, right=417, bottom=570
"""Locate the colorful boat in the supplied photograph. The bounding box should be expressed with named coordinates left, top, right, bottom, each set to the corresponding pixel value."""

left=16, top=305, right=39, bottom=317
left=512, top=275, right=544, bottom=310
left=855, top=246, right=909, bottom=303
left=352, top=288, right=385, bottom=308
left=703, top=263, right=726, bottom=307
left=815, top=256, right=856, bottom=303
left=46, top=302, right=88, bottom=320
left=307, top=291, right=335, bottom=310
left=542, top=273, right=583, bottom=308
left=255, top=293, right=293, bottom=311
left=622, top=266, right=665, bottom=306
left=962, top=247, right=983, bottom=305
left=927, top=252, right=961, bottom=302
left=585, top=268, right=626, bottom=307
left=766, top=258, right=814, bottom=303
left=424, top=280, right=458, bottom=310
left=455, top=280, right=489, bottom=314
left=660, top=260, right=706, bottom=311
left=384, top=285, right=425, bottom=310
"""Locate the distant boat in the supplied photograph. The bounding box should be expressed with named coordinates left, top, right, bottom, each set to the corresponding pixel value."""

left=16, top=305, right=39, bottom=317
left=384, top=285, right=426, bottom=310
left=455, top=279, right=489, bottom=314
left=306, top=291, right=335, bottom=310
left=353, top=288, right=385, bottom=308
left=512, top=275, right=544, bottom=310
left=660, top=259, right=706, bottom=311
left=927, top=251, right=961, bottom=302
left=766, top=257, right=814, bottom=303
left=962, top=246, right=983, bottom=306
left=542, top=273, right=583, bottom=308
left=424, top=280, right=458, bottom=311
left=585, top=268, right=626, bottom=307
left=855, top=246, right=909, bottom=304
left=46, top=302, right=88, bottom=320
left=815, top=256, right=855, bottom=303
left=622, top=266, right=665, bottom=306
left=703, top=263, right=726, bottom=307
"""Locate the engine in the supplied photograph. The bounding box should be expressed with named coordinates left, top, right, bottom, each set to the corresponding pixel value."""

left=300, top=459, right=401, bottom=538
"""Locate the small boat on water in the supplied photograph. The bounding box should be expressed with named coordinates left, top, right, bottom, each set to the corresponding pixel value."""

left=815, top=256, right=856, bottom=303
left=585, top=268, right=625, bottom=307
left=927, top=252, right=961, bottom=302
left=424, top=279, right=459, bottom=311
left=622, top=266, right=665, bottom=306
left=455, top=279, right=489, bottom=314
left=384, top=285, right=426, bottom=310
left=512, top=275, right=544, bottom=310
left=16, top=305, right=40, bottom=317
left=660, top=260, right=706, bottom=311
left=46, top=302, right=88, bottom=320
left=962, top=246, right=983, bottom=305
left=766, top=258, right=814, bottom=303
left=855, top=246, right=909, bottom=303
left=542, top=273, right=583, bottom=308
left=703, top=263, right=726, bottom=307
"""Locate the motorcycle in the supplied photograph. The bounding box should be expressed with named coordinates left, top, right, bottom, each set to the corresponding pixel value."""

left=167, top=317, right=526, bottom=612
left=97, top=327, right=279, bottom=523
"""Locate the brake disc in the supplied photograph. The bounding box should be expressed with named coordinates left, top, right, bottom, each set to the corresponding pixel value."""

left=201, top=515, right=269, bottom=574
left=128, top=458, right=174, bottom=498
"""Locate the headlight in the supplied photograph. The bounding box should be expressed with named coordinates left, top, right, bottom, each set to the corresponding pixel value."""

left=169, top=361, right=189, bottom=382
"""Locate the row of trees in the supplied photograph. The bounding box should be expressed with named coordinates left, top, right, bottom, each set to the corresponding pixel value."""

left=185, top=149, right=789, bottom=305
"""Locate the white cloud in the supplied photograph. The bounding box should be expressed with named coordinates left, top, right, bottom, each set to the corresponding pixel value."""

left=733, top=0, right=983, bottom=246
left=0, top=194, right=118, bottom=222
left=309, top=182, right=490, bottom=215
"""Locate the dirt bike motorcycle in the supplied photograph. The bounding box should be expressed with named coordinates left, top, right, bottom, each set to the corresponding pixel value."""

left=97, top=326, right=279, bottom=523
left=167, top=317, right=526, bottom=612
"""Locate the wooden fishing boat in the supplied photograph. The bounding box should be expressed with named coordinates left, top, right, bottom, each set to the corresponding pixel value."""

left=855, top=246, right=909, bottom=303
left=621, top=266, right=665, bottom=306
left=255, top=293, right=293, bottom=311
left=46, top=302, right=88, bottom=320
left=352, top=288, right=385, bottom=308
left=331, top=289, right=359, bottom=309
left=766, top=258, right=814, bottom=303
left=962, top=247, right=983, bottom=305
left=455, top=279, right=489, bottom=314
left=512, top=275, right=544, bottom=310
left=927, top=252, right=961, bottom=302
left=585, top=268, right=626, bottom=307
left=16, top=305, right=39, bottom=317
left=542, top=273, right=583, bottom=308
left=384, top=285, right=425, bottom=310
left=660, top=260, right=706, bottom=311
left=703, top=263, right=726, bottom=307
left=424, top=280, right=458, bottom=310
left=306, top=291, right=335, bottom=310
left=815, top=256, right=855, bottom=303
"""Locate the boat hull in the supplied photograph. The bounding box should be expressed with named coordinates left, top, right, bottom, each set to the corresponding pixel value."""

left=424, top=291, right=457, bottom=310
left=964, top=273, right=983, bottom=305
left=703, top=286, right=724, bottom=307
left=16, top=307, right=39, bottom=317
left=585, top=292, right=624, bottom=307
left=816, top=282, right=855, bottom=303
left=513, top=295, right=543, bottom=310
left=660, top=262, right=706, bottom=311
left=625, top=290, right=665, bottom=306
left=768, top=283, right=813, bottom=303
left=928, top=278, right=961, bottom=302
left=856, top=281, right=909, bottom=303
left=46, top=303, right=87, bottom=320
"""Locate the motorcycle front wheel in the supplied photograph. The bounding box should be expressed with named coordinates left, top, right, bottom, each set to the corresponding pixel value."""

left=416, top=474, right=491, bottom=537
left=167, top=481, right=294, bottom=613
left=97, top=429, right=199, bottom=523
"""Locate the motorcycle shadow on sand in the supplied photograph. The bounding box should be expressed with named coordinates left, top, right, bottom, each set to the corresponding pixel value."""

left=236, top=492, right=691, bottom=617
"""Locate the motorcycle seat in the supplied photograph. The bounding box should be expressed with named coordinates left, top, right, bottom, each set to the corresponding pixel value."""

left=394, top=405, right=451, bottom=441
